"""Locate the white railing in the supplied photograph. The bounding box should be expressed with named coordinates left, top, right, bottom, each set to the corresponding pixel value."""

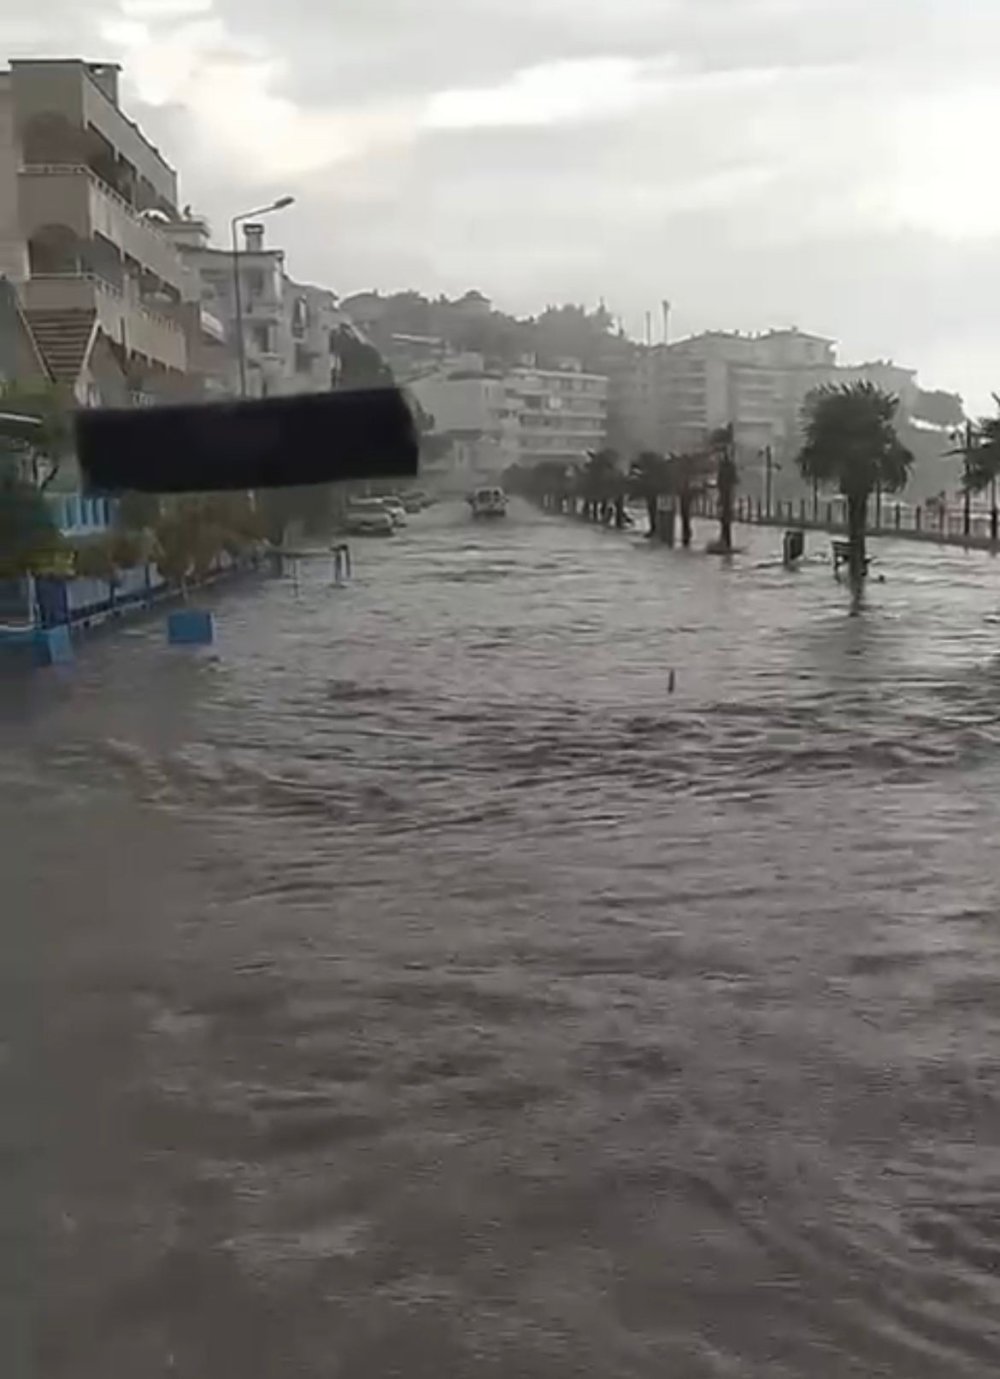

left=23, top=273, right=187, bottom=373
left=19, top=163, right=191, bottom=294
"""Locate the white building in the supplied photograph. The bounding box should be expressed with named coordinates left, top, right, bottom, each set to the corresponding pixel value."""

left=611, top=326, right=927, bottom=466
left=409, top=355, right=609, bottom=486
left=0, top=58, right=227, bottom=404
left=286, top=278, right=351, bottom=392
left=166, top=216, right=354, bottom=398
left=506, top=362, right=608, bottom=467
left=408, top=357, right=519, bottom=487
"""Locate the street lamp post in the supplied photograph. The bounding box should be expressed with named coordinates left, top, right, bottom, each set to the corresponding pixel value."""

left=230, top=196, right=295, bottom=397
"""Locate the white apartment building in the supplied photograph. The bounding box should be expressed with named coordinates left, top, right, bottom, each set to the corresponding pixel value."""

left=408, top=357, right=519, bottom=485
left=410, top=356, right=609, bottom=485
left=168, top=217, right=290, bottom=398
left=0, top=58, right=213, bottom=404
left=286, top=278, right=350, bottom=392
left=610, top=327, right=927, bottom=465
left=166, top=216, right=354, bottom=398
left=507, top=362, right=608, bottom=467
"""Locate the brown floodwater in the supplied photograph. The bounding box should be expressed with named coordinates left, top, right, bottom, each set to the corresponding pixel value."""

left=3, top=500, right=1000, bottom=1376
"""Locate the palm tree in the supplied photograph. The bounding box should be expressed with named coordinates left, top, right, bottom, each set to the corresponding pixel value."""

left=580, top=448, right=622, bottom=523
left=949, top=400, right=1000, bottom=543
left=535, top=459, right=574, bottom=512
left=799, top=381, right=914, bottom=588
left=948, top=420, right=980, bottom=538
left=671, top=451, right=713, bottom=548
left=629, top=450, right=672, bottom=536
left=976, top=410, right=1000, bottom=543
left=710, top=424, right=737, bottom=552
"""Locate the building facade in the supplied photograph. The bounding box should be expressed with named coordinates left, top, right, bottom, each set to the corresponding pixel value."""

left=506, top=362, right=609, bottom=468
left=167, top=216, right=356, bottom=398
left=0, top=59, right=203, bottom=403
left=410, top=355, right=609, bottom=486
left=612, top=328, right=840, bottom=459
left=286, top=278, right=349, bottom=392
left=612, top=327, right=931, bottom=467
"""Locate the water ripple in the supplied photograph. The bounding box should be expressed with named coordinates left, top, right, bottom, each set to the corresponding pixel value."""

left=5, top=502, right=1000, bottom=1376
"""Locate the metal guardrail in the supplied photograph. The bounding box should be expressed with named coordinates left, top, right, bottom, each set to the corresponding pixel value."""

left=697, top=494, right=1000, bottom=547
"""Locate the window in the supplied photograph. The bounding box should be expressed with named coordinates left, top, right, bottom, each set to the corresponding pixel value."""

left=244, top=268, right=266, bottom=298
left=251, top=323, right=271, bottom=353
left=294, top=343, right=311, bottom=373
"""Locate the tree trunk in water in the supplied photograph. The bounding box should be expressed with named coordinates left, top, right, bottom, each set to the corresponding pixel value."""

left=847, top=491, right=868, bottom=594
left=680, top=490, right=692, bottom=547
left=645, top=494, right=657, bottom=537
left=614, top=495, right=626, bottom=530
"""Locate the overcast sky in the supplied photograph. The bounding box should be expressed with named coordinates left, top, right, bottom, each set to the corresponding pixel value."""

left=4, top=0, right=999, bottom=406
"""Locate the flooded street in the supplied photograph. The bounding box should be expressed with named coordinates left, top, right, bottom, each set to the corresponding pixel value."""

left=4, top=499, right=1000, bottom=1376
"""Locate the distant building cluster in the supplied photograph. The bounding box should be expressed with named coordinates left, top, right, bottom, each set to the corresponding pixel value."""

left=0, top=57, right=362, bottom=410
left=392, top=326, right=937, bottom=492
left=611, top=328, right=921, bottom=467
left=0, top=56, right=963, bottom=505
left=407, top=355, right=608, bottom=488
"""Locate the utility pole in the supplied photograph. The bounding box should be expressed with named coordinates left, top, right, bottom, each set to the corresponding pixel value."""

left=764, top=444, right=773, bottom=518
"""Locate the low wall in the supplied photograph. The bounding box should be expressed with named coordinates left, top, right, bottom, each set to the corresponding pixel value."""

left=1, top=552, right=258, bottom=653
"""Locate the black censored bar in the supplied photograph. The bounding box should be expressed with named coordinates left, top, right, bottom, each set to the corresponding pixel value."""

left=75, top=388, right=420, bottom=494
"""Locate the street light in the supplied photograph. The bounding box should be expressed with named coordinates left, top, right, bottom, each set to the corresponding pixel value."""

left=230, top=195, right=296, bottom=396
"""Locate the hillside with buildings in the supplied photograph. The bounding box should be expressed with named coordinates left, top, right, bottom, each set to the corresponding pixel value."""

left=355, top=286, right=966, bottom=500
left=0, top=56, right=970, bottom=513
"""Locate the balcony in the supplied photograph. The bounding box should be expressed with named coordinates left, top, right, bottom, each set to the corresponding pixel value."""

left=19, top=165, right=192, bottom=294
left=241, top=294, right=284, bottom=321
left=23, top=273, right=187, bottom=373
left=198, top=307, right=226, bottom=345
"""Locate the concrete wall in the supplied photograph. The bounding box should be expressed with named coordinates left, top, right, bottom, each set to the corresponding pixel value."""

left=10, top=61, right=178, bottom=211
left=0, top=78, right=28, bottom=281
left=410, top=374, right=504, bottom=433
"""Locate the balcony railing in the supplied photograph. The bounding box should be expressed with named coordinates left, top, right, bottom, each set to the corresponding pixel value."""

left=19, top=164, right=192, bottom=295
left=23, top=273, right=187, bottom=373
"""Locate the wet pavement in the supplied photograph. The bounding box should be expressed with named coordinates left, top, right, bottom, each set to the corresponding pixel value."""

left=3, top=499, right=1000, bottom=1376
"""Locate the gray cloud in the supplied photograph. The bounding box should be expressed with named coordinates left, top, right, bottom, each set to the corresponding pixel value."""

left=2, top=0, right=999, bottom=403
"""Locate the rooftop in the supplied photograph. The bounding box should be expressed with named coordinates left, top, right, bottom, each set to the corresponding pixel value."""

left=6, top=58, right=177, bottom=181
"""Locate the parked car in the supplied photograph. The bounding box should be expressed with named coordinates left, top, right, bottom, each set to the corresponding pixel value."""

left=345, top=498, right=395, bottom=536
left=380, top=496, right=408, bottom=527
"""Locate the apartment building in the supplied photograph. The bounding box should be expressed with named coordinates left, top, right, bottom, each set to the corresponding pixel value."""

left=409, top=355, right=609, bottom=486
left=507, top=362, right=608, bottom=467
left=613, top=328, right=853, bottom=459
left=166, top=216, right=288, bottom=397
left=0, top=58, right=205, bottom=403
left=286, top=278, right=349, bottom=392
left=167, top=216, right=354, bottom=397
left=408, top=356, right=519, bottom=484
